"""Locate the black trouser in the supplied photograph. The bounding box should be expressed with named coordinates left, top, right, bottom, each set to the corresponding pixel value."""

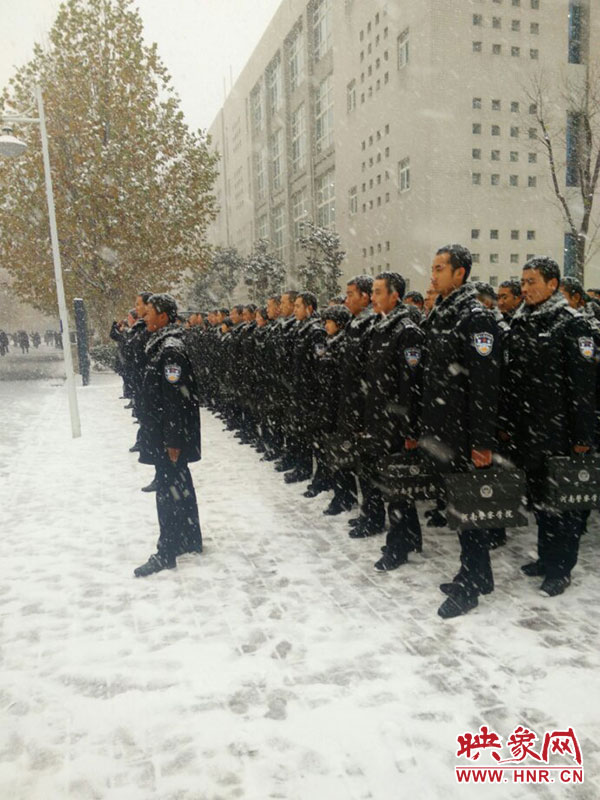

left=388, top=501, right=422, bottom=554
left=332, top=469, right=357, bottom=504
left=457, top=528, right=494, bottom=595
left=155, top=455, right=202, bottom=562
left=534, top=509, right=585, bottom=579
left=358, top=475, right=386, bottom=527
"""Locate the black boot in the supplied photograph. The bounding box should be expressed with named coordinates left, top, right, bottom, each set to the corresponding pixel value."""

left=133, top=553, right=176, bottom=577
left=284, top=467, right=312, bottom=484
left=539, top=576, right=571, bottom=597
left=323, top=497, right=355, bottom=515
left=141, top=478, right=158, bottom=493
left=374, top=550, right=407, bottom=572
left=440, top=570, right=493, bottom=596
left=521, top=560, right=545, bottom=577
left=438, top=587, right=478, bottom=619
left=349, top=518, right=385, bottom=538
left=129, top=443, right=140, bottom=453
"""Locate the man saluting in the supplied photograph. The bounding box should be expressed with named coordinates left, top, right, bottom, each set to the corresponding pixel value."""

left=134, top=293, right=203, bottom=577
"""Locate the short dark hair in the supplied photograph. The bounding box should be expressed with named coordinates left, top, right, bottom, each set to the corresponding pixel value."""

left=245, top=303, right=258, bottom=313
left=298, top=291, right=318, bottom=311
left=222, top=317, right=232, bottom=327
left=137, top=291, right=152, bottom=303
left=128, top=308, right=138, bottom=320
left=330, top=294, right=346, bottom=305
left=523, top=256, right=560, bottom=285
left=233, top=304, right=244, bottom=314
left=375, top=271, right=406, bottom=299
left=347, top=274, right=373, bottom=298
left=560, top=276, right=586, bottom=299
left=219, top=307, right=230, bottom=315
left=405, top=291, right=424, bottom=306
left=148, top=293, right=178, bottom=323
left=268, top=294, right=281, bottom=304
left=282, top=289, right=298, bottom=303
left=436, top=244, right=472, bottom=281
left=473, top=281, right=497, bottom=301
left=499, top=279, right=522, bottom=297
left=587, top=288, right=600, bottom=294
left=323, top=304, right=352, bottom=328
left=257, top=306, right=269, bottom=319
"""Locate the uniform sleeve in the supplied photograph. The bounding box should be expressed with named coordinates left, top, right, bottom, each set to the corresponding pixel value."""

left=160, top=349, right=194, bottom=450
left=566, top=316, right=597, bottom=447
left=398, top=324, right=425, bottom=438
left=463, top=310, right=501, bottom=451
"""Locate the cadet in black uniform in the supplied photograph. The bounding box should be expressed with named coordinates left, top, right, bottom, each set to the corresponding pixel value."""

left=134, top=294, right=202, bottom=577
left=499, top=257, right=596, bottom=596
left=419, top=245, right=501, bottom=618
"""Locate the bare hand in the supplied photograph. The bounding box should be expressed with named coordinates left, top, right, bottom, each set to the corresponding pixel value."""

left=405, top=438, right=418, bottom=450
left=167, top=447, right=181, bottom=463
left=472, top=448, right=492, bottom=468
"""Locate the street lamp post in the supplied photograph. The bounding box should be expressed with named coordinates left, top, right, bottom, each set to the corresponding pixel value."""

left=0, top=85, right=81, bottom=438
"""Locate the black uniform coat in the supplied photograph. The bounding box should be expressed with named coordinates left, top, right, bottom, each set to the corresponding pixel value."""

left=337, top=305, right=378, bottom=437
left=364, top=303, right=424, bottom=453
left=138, top=325, right=201, bottom=465
left=292, top=315, right=327, bottom=435
left=498, top=292, right=596, bottom=474
left=420, top=283, right=500, bottom=469
left=314, top=330, right=347, bottom=435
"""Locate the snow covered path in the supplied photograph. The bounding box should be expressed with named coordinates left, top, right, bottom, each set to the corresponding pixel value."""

left=1, top=374, right=599, bottom=799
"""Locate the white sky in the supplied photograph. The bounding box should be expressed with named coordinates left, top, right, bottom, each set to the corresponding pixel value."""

left=1, top=0, right=283, bottom=132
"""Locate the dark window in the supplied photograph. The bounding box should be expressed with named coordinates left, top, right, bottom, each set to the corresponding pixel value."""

left=564, top=232, right=577, bottom=275
left=568, top=3, right=588, bottom=64
left=566, top=111, right=582, bottom=186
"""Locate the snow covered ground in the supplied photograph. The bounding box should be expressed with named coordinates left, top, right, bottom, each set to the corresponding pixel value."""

left=1, top=369, right=599, bottom=799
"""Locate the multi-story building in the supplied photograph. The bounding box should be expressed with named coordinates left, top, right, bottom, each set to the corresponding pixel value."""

left=208, top=0, right=599, bottom=293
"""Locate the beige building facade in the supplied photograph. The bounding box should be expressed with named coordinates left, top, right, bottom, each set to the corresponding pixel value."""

left=208, top=0, right=600, bottom=294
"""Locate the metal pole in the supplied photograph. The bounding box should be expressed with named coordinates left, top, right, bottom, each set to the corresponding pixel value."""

left=35, top=85, right=81, bottom=438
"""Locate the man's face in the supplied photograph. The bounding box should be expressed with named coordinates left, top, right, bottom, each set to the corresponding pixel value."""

left=424, top=286, right=439, bottom=313
left=497, top=288, right=521, bottom=314
left=372, top=278, right=399, bottom=315
left=559, top=287, right=583, bottom=309
left=256, top=313, right=266, bottom=328
left=144, top=305, right=168, bottom=333
left=431, top=253, right=464, bottom=297
left=187, top=313, right=197, bottom=327
left=230, top=308, right=242, bottom=324
left=404, top=296, right=422, bottom=310
left=280, top=293, right=295, bottom=316
left=325, top=319, right=340, bottom=336
left=521, top=269, right=558, bottom=306
left=267, top=298, right=280, bottom=319
left=242, top=308, right=253, bottom=323
left=294, top=297, right=310, bottom=321
left=135, top=295, right=147, bottom=318
left=220, top=323, right=229, bottom=334
left=476, top=294, right=495, bottom=310
left=217, top=311, right=226, bottom=324
left=345, top=283, right=370, bottom=316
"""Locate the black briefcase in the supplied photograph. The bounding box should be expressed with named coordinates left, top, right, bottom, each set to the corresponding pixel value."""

left=444, top=467, right=528, bottom=530
left=544, top=454, right=600, bottom=510
left=374, top=452, right=444, bottom=502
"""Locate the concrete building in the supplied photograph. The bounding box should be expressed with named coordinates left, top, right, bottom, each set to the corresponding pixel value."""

left=208, top=0, right=600, bottom=293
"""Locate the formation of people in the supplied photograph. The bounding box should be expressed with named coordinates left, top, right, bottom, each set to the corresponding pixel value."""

left=111, top=244, right=600, bottom=618
left=0, top=329, right=46, bottom=355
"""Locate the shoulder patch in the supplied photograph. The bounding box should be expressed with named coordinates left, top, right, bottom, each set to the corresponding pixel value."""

left=473, top=332, right=494, bottom=357
left=578, top=337, right=595, bottom=359
left=404, top=347, right=422, bottom=368
left=164, top=363, right=182, bottom=383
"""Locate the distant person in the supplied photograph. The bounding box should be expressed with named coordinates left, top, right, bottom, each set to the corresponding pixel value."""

left=0, top=330, right=9, bottom=356
left=18, top=330, right=30, bottom=354
left=497, top=280, right=522, bottom=320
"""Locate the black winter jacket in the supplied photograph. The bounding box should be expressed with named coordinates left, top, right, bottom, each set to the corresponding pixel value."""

left=337, top=305, right=378, bottom=435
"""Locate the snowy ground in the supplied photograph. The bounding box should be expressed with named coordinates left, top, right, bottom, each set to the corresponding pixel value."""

left=1, top=366, right=599, bottom=799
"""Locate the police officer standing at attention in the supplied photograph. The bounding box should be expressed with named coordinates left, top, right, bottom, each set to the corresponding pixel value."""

left=499, top=257, right=596, bottom=596
left=419, top=245, right=501, bottom=618
left=134, top=293, right=203, bottom=577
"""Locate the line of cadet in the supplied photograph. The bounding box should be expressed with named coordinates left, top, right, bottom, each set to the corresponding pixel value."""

left=113, top=244, right=600, bottom=618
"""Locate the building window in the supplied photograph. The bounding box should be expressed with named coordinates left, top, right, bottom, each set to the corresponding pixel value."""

left=510, top=151, right=519, bottom=162
left=527, top=230, right=536, bottom=240
left=472, top=255, right=480, bottom=265
left=511, top=230, right=519, bottom=239
left=528, top=176, right=537, bottom=187
left=473, top=123, right=482, bottom=134
left=398, top=28, right=409, bottom=68
left=272, top=204, right=286, bottom=257
left=511, top=101, right=520, bottom=112
left=347, top=80, right=356, bottom=112
left=492, top=125, right=501, bottom=136
left=491, top=150, right=500, bottom=160
left=472, top=173, right=482, bottom=185
left=472, top=148, right=482, bottom=159
left=491, top=174, right=500, bottom=185
left=492, top=17, right=502, bottom=29
left=472, top=229, right=480, bottom=239
left=528, top=128, right=537, bottom=140
left=492, top=44, right=502, bottom=54
left=530, top=49, right=539, bottom=59
left=315, top=74, right=334, bottom=153
left=510, top=126, right=519, bottom=138
left=292, top=187, right=308, bottom=243
left=257, top=214, right=268, bottom=240
left=512, top=19, right=521, bottom=31
left=267, top=59, right=283, bottom=117
left=348, top=187, right=358, bottom=214
left=510, top=174, right=519, bottom=186
left=473, top=41, right=482, bottom=53
left=490, top=276, right=499, bottom=287
left=510, top=253, right=519, bottom=263
left=250, top=86, right=263, bottom=132
left=530, top=22, right=539, bottom=34
left=473, top=14, right=483, bottom=25
left=529, top=103, right=538, bottom=115
left=314, top=0, right=332, bottom=61
left=291, top=104, right=306, bottom=172
left=566, top=111, right=582, bottom=186
left=528, top=152, right=537, bottom=163
left=315, top=169, right=335, bottom=228
left=398, top=157, right=410, bottom=192
left=512, top=46, right=521, bottom=57
left=531, top=0, right=539, bottom=7
left=254, top=149, right=266, bottom=202
left=270, top=129, right=284, bottom=190
left=492, top=99, right=501, bottom=111
left=473, top=97, right=482, bottom=109
left=512, top=0, right=520, bottom=5
left=385, top=124, right=390, bottom=134
left=568, top=2, right=587, bottom=64
left=564, top=232, right=577, bottom=275
left=289, top=30, right=305, bottom=92
left=491, top=229, right=499, bottom=239
left=384, top=146, right=390, bottom=157
left=490, top=254, right=499, bottom=264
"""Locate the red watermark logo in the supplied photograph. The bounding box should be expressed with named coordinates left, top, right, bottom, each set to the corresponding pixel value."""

left=455, top=725, right=584, bottom=784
